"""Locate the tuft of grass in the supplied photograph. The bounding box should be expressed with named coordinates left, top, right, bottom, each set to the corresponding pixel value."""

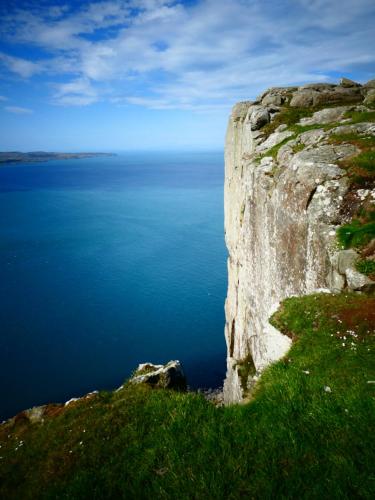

left=235, top=354, right=256, bottom=394
left=352, top=150, right=375, bottom=173
left=1, top=294, right=374, bottom=499
left=329, top=133, right=375, bottom=149
left=337, top=216, right=375, bottom=250
left=344, top=110, right=375, bottom=123
left=292, top=143, right=306, bottom=153
left=262, top=107, right=314, bottom=137
left=356, top=259, right=375, bottom=277
left=260, top=134, right=297, bottom=160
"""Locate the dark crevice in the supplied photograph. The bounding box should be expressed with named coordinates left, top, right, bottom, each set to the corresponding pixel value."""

left=230, top=320, right=235, bottom=357
left=305, top=186, right=317, bottom=211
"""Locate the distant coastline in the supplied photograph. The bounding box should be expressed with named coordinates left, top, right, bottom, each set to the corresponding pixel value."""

left=0, top=151, right=116, bottom=165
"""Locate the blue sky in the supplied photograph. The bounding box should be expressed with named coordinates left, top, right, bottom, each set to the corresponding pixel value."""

left=0, top=0, right=374, bottom=151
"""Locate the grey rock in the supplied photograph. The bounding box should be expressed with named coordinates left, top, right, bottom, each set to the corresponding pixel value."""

left=339, top=77, right=361, bottom=87
left=364, top=89, right=375, bottom=106
left=231, top=101, right=253, bottom=122
left=131, top=360, right=187, bottom=391
left=346, top=268, right=375, bottom=291
left=314, top=88, right=362, bottom=106
left=299, top=106, right=351, bottom=125
left=262, top=94, right=284, bottom=106
left=298, top=129, right=325, bottom=146
left=290, top=90, right=316, bottom=107
left=364, top=79, right=375, bottom=88
left=256, top=130, right=294, bottom=153
left=250, top=106, right=270, bottom=130
left=336, top=249, right=358, bottom=275
left=290, top=85, right=363, bottom=108
left=299, top=83, right=336, bottom=90
left=330, top=122, right=375, bottom=136
left=296, top=143, right=357, bottom=165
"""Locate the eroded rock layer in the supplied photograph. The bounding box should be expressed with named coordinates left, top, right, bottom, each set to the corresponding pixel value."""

left=224, top=78, right=375, bottom=403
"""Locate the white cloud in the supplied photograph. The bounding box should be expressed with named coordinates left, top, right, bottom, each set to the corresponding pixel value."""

left=52, top=77, right=99, bottom=106
left=0, top=53, right=42, bottom=78
left=0, top=95, right=8, bottom=101
left=4, top=106, right=33, bottom=114
left=0, top=0, right=374, bottom=108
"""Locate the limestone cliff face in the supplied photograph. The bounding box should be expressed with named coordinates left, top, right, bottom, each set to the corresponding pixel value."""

left=223, top=79, right=375, bottom=403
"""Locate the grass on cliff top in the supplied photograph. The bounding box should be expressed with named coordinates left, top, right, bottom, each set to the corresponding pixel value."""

left=1, top=293, right=375, bottom=500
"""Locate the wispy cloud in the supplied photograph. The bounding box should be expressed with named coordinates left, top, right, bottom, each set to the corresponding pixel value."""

left=52, top=77, right=99, bottom=106
left=0, top=95, right=8, bottom=101
left=0, top=0, right=374, bottom=108
left=0, top=53, right=43, bottom=78
left=4, top=106, right=33, bottom=114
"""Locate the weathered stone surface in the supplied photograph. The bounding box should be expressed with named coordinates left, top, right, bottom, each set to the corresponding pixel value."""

left=250, top=106, right=270, bottom=130
left=336, top=249, right=358, bottom=275
left=364, top=89, right=375, bottom=106
left=339, top=77, right=361, bottom=87
left=223, top=79, right=374, bottom=404
left=299, top=106, right=351, bottom=125
left=130, top=360, right=187, bottom=391
left=256, top=129, right=294, bottom=153
left=300, top=83, right=336, bottom=91
left=261, top=94, right=283, bottom=106
left=346, top=268, right=374, bottom=291
left=290, top=85, right=362, bottom=108
left=364, top=79, right=375, bottom=89
left=231, top=101, right=253, bottom=121
left=290, top=90, right=316, bottom=107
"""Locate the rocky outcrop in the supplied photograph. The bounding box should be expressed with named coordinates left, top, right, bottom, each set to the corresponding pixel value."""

left=224, top=79, right=375, bottom=404
left=130, top=360, right=187, bottom=391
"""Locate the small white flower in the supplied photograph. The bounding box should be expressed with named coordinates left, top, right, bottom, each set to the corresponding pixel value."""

left=324, top=386, right=332, bottom=393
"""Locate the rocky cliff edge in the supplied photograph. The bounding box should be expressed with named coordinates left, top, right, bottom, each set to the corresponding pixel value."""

left=224, top=78, right=375, bottom=403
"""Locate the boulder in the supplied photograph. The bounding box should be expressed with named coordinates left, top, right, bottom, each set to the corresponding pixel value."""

left=364, top=89, right=375, bottom=106
left=337, top=249, right=359, bottom=275
left=299, top=106, right=350, bottom=125
left=130, top=360, right=187, bottom=391
left=346, top=268, right=375, bottom=291
left=290, top=85, right=363, bottom=108
left=262, top=94, right=284, bottom=106
left=290, top=90, right=316, bottom=107
left=250, top=106, right=270, bottom=130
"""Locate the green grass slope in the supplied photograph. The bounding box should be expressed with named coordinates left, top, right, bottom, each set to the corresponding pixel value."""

left=1, top=294, right=374, bottom=499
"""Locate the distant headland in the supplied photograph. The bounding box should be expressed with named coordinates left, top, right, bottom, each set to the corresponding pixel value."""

left=0, top=151, right=116, bottom=164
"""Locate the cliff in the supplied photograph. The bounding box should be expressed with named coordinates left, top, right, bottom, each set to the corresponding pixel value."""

left=224, top=78, right=375, bottom=403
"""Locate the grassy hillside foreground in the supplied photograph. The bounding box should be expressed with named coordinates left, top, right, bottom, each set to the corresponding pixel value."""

left=1, top=293, right=374, bottom=499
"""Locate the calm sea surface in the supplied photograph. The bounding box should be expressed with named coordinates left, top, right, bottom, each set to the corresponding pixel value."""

left=0, top=152, right=227, bottom=419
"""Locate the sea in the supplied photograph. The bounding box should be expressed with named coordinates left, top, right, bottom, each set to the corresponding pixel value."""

left=0, top=152, right=227, bottom=420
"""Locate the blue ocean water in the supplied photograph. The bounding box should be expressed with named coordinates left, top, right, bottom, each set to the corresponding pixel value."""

left=0, top=152, right=227, bottom=420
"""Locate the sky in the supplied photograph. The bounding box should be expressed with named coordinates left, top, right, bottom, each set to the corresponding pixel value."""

left=0, top=0, right=374, bottom=152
